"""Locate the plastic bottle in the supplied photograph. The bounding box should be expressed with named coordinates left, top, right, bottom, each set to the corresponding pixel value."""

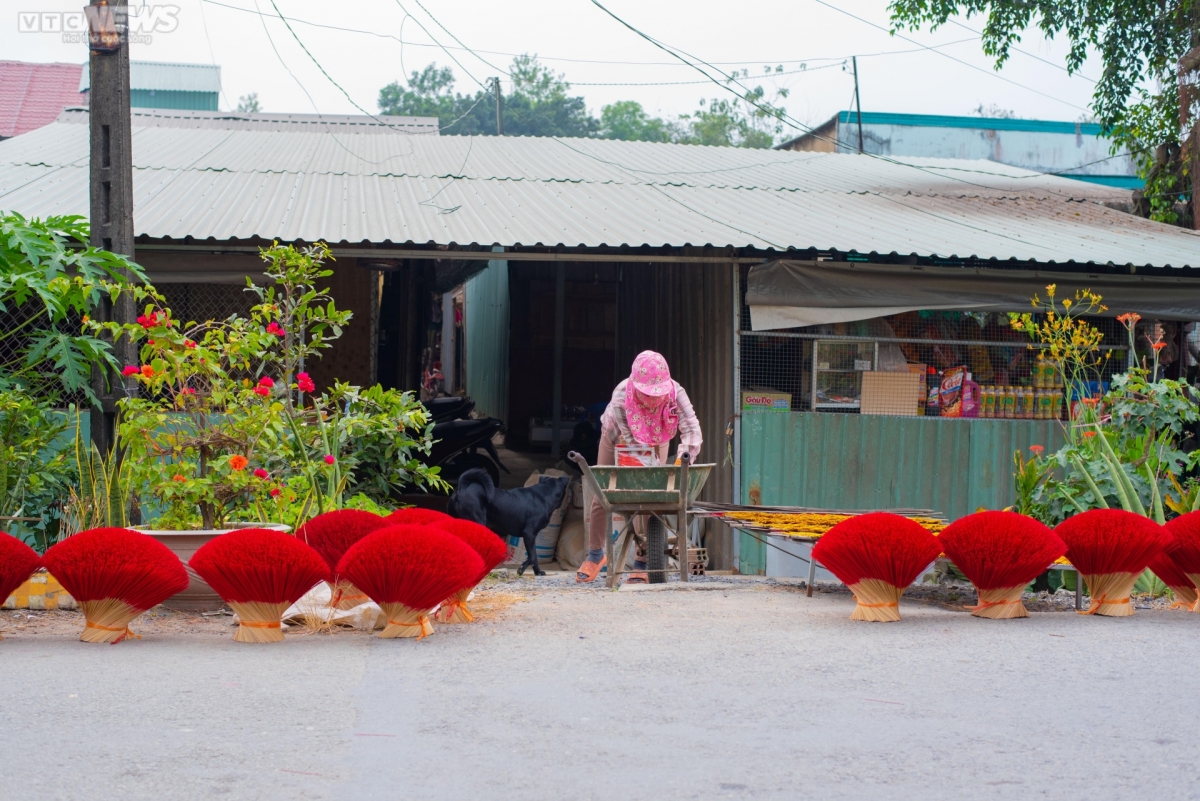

left=926, top=367, right=940, bottom=416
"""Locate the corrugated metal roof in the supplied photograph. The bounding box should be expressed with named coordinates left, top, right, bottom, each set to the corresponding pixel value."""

left=80, top=61, right=221, bottom=94
left=1, top=108, right=1197, bottom=268
left=0, top=61, right=86, bottom=138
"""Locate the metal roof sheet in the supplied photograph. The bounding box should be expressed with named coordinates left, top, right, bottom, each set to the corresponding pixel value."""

left=1, top=110, right=1197, bottom=268
left=0, top=61, right=86, bottom=138
left=80, top=61, right=221, bottom=94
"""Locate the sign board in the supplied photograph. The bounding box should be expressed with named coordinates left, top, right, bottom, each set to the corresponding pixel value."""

left=742, top=391, right=792, bottom=413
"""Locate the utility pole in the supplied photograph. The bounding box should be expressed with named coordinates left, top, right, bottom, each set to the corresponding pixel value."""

left=852, top=56, right=864, bottom=154
left=492, top=77, right=504, bottom=136
left=1181, top=43, right=1200, bottom=229
left=86, top=0, right=138, bottom=453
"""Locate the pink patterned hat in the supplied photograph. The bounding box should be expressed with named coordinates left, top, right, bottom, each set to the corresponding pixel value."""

left=629, top=351, right=673, bottom=397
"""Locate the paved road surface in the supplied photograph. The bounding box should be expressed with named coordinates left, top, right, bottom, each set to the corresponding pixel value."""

left=3, top=578, right=1197, bottom=800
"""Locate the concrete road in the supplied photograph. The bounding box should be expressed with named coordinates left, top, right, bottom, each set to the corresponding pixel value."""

left=3, top=577, right=1198, bottom=801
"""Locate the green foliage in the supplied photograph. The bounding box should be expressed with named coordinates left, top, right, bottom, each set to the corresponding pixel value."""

left=889, top=1, right=1198, bottom=223
left=0, top=213, right=150, bottom=403
left=0, top=389, right=71, bottom=549
left=68, top=408, right=131, bottom=530
left=380, top=55, right=789, bottom=147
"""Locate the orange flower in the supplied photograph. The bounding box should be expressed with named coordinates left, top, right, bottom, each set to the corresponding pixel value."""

left=172, top=474, right=186, bottom=482
left=1029, top=445, right=1044, bottom=456
left=1151, top=341, right=1167, bottom=351
left=140, top=364, right=155, bottom=378
left=229, top=455, right=249, bottom=471
left=1082, top=431, right=1097, bottom=439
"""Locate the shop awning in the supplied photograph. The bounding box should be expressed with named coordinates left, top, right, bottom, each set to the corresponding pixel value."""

left=746, top=261, right=1200, bottom=330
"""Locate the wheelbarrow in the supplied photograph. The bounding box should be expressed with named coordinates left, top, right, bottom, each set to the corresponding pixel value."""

left=568, top=451, right=714, bottom=588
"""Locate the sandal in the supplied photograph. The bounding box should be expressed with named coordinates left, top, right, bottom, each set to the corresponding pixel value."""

left=576, top=556, right=607, bottom=583
left=623, top=571, right=649, bottom=584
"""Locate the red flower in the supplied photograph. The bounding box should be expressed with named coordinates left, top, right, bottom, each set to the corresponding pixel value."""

left=1152, top=341, right=1167, bottom=352
left=269, top=488, right=281, bottom=498
left=253, top=468, right=269, bottom=479
left=185, top=340, right=197, bottom=349
left=297, top=372, right=315, bottom=393
left=1082, top=431, right=1097, bottom=440
left=266, top=322, right=286, bottom=337
left=229, top=455, right=249, bottom=471
left=1029, top=445, right=1044, bottom=456
left=180, top=387, right=196, bottom=396
left=137, top=312, right=159, bottom=329
left=258, top=376, right=275, bottom=388
left=140, top=365, right=154, bottom=378
left=147, top=339, right=155, bottom=346
left=122, top=365, right=139, bottom=376
left=253, top=386, right=270, bottom=397
left=324, top=455, right=335, bottom=465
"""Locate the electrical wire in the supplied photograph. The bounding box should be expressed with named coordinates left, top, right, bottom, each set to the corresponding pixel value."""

left=946, top=19, right=1097, bottom=84
left=810, top=0, right=1090, bottom=112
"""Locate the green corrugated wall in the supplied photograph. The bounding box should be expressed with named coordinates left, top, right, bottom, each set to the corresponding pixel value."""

left=130, top=90, right=219, bottom=111
left=738, top=412, right=1066, bottom=573
left=465, top=257, right=510, bottom=422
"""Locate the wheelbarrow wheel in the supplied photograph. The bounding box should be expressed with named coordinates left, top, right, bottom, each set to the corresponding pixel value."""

left=647, top=515, right=667, bottom=584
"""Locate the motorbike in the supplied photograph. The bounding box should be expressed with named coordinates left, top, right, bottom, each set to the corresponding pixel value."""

left=422, top=396, right=508, bottom=488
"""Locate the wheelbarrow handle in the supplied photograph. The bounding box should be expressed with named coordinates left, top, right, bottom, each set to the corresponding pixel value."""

left=568, top=451, right=611, bottom=513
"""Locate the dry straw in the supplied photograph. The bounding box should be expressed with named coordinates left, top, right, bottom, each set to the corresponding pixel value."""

left=811, top=512, right=942, bottom=622
left=190, top=528, right=329, bottom=643
left=42, top=528, right=188, bottom=643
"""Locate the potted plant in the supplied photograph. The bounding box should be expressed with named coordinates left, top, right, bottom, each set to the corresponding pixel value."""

left=100, top=242, right=446, bottom=609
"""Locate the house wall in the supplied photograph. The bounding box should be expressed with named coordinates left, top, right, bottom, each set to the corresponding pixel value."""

left=465, top=257, right=511, bottom=422
left=737, top=412, right=1065, bottom=574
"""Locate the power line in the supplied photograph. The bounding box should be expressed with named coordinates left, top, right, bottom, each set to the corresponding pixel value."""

left=946, top=19, right=1097, bottom=84
left=198, top=0, right=974, bottom=70
left=810, top=0, right=1089, bottom=113
left=573, top=61, right=845, bottom=86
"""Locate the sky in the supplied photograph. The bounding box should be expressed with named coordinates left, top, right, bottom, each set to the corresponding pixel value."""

left=4, top=0, right=1105, bottom=133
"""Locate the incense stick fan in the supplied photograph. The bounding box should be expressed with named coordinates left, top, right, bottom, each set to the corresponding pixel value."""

left=938, top=511, right=1066, bottom=619
left=1146, top=552, right=1198, bottom=609
left=297, top=510, right=389, bottom=610
left=1055, top=509, right=1170, bottom=617
left=433, top=520, right=508, bottom=624
left=385, top=508, right=454, bottom=527
left=190, top=528, right=329, bottom=643
left=0, top=533, right=41, bottom=639
left=1165, top=512, right=1200, bottom=612
left=338, top=524, right=483, bottom=639
left=811, top=512, right=942, bottom=622
left=42, top=528, right=188, bottom=643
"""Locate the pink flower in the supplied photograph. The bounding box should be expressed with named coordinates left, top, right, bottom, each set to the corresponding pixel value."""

left=266, top=322, right=286, bottom=337
left=253, top=386, right=270, bottom=397
left=297, top=372, right=315, bottom=393
left=324, top=455, right=335, bottom=465
left=253, top=468, right=269, bottom=479
left=180, top=387, right=196, bottom=396
left=122, top=365, right=139, bottom=376
left=258, top=376, right=275, bottom=388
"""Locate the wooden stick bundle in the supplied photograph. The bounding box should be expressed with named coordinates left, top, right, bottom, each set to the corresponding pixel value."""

left=968, top=586, right=1029, bottom=619
left=79, top=598, right=143, bottom=643
left=433, top=588, right=475, bottom=624
left=848, top=579, right=903, bottom=623
left=229, top=601, right=290, bottom=643
left=379, top=602, right=435, bottom=639
left=1078, top=572, right=1138, bottom=617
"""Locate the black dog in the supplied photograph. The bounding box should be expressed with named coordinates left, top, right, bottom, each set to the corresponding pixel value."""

left=447, top=468, right=570, bottom=576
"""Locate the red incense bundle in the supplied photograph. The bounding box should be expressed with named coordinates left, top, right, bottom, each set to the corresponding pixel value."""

left=190, top=528, right=329, bottom=643
left=433, top=520, right=508, bottom=624
left=938, top=512, right=1066, bottom=619
left=1165, top=511, right=1200, bottom=612
left=297, top=509, right=389, bottom=609
left=0, top=533, right=41, bottom=639
left=42, top=528, right=188, bottom=643
left=811, top=512, right=942, bottom=622
left=337, top=524, right=483, bottom=639
left=1055, top=509, right=1170, bottom=616
left=384, top=507, right=454, bottom=527
left=1146, top=552, right=1198, bottom=609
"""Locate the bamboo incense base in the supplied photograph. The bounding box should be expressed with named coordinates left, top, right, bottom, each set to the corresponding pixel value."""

left=1079, top=572, right=1138, bottom=616
left=229, top=601, right=289, bottom=643
left=330, top=580, right=370, bottom=611
left=969, top=585, right=1029, bottom=619
left=379, top=603, right=434, bottom=639
left=433, top=587, right=476, bottom=624
left=1167, top=583, right=1198, bottom=610
left=848, top=579, right=904, bottom=622
left=1186, top=574, right=1200, bottom=612
left=79, top=599, right=143, bottom=644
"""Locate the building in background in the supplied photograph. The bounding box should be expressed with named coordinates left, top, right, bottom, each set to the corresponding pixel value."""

left=0, top=61, right=87, bottom=140
left=777, top=111, right=1140, bottom=189
left=80, top=61, right=221, bottom=111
